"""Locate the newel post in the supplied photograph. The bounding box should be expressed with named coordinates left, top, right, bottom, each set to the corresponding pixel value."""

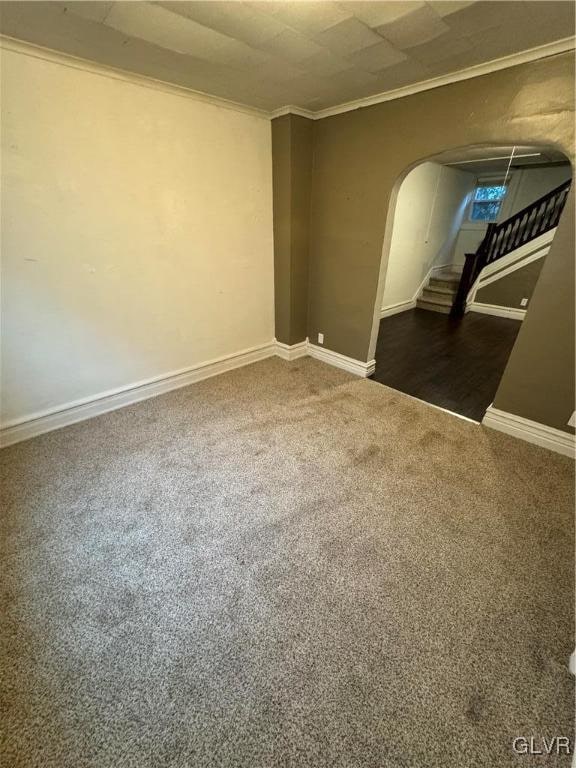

left=450, top=252, right=479, bottom=318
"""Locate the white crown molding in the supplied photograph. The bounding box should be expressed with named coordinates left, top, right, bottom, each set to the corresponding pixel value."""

left=269, top=106, right=316, bottom=120
left=483, top=406, right=576, bottom=458
left=307, top=343, right=375, bottom=377
left=0, top=35, right=271, bottom=121
left=306, top=37, right=576, bottom=120
left=0, top=342, right=277, bottom=448
left=3, top=33, right=573, bottom=123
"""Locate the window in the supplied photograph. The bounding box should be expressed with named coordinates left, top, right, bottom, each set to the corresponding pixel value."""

left=469, top=183, right=507, bottom=222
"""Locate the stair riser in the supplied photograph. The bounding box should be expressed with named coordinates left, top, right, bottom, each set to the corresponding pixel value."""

left=434, top=268, right=462, bottom=278
left=421, top=291, right=454, bottom=305
left=416, top=300, right=452, bottom=314
left=429, top=278, right=460, bottom=290
left=422, top=285, right=456, bottom=296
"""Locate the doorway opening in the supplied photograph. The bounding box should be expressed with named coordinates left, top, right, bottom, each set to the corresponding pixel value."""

left=371, top=145, right=571, bottom=422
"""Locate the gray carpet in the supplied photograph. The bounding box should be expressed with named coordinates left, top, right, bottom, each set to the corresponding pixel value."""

left=1, top=357, right=574, bottom=767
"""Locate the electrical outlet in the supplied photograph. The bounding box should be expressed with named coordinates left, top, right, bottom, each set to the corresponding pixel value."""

left=520, top=298, right=528, bottom=307
left=568, top=411, right=576, bottom=428
left=318, top=333, right=324, bottom=345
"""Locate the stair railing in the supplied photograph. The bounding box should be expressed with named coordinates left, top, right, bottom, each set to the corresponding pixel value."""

left=451, top=179, right=572, bottom=317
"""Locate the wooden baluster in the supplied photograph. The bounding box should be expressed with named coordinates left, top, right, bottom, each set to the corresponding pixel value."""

left=516, top=211, right=528, bottom=249
left=542, top=197, right=555, bottom=232
left=515, top=213, right=524, bottom=249
left=508, top=219, right=516, bottom=251
left=494, top=226, right=504, bottom=261
left=527, top=207, right=537, bottom=240
left=556, top=191, right=566, bottom=225
left=549, top=195, right=559, bottom=229
left=485, top=223, right=497, bottom=263
left=551, top=191, right=565, bottom=228
left=498, top=224, right=506, bottom=258
left=530, top=200, right=544, bottom=240
left=517, top=214, right=525, bottom=247
left=541, top=198, right=551, bottom=234
left=504, top=221, right=512, bottom=256
left=523, top=210, right=531, bottom=245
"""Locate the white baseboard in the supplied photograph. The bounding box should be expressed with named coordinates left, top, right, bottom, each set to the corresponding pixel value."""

left=380, top=300, right=416, bottom=319
left=307, top=343, right=375, bottom=377
left=1, top=338, right=377, bottom=447
left=276, top=339, right=375, bottom=377
left=469, top=302, right=526, bottom=320
left=483, top=406, right=575, bottom=458
left=0, top=342, right=277, bottom=448
left=274, top=338, right=309, bottom=361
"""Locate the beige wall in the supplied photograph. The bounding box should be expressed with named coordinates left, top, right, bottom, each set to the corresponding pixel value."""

left=307, top=53, right=574, bottom=432
left=1, top=47, right=274, bottom=425
left=382, top=161, right=474, bottom=310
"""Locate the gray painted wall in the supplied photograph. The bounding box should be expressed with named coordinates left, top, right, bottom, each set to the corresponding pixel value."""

left=476, top=260, right=544, bottom=310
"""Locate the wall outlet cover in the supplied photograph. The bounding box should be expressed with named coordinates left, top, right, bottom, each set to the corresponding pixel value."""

left=520, top=298, right=528, bottom=307
left=318, top=333, right=324, bottom=344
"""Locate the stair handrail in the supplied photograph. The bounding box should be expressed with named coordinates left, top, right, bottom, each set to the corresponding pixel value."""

left=451, top=178, right=572, bottom=317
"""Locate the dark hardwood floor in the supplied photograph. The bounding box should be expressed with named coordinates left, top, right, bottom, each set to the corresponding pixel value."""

left=373, top=308, right=522, bottom=421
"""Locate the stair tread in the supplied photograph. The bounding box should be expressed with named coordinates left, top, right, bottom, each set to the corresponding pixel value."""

left=423, top=285, right=456, bottom=296
left=430, top=281, right=459, bottom=289
left=430, top=273, right=460, bottom=283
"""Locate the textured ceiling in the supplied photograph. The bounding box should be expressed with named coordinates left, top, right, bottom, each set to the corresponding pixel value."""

left=0, top=1, right=574, bottom=112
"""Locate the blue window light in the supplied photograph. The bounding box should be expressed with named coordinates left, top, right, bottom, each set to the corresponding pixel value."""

left=470, top=184, right=507, bottom=222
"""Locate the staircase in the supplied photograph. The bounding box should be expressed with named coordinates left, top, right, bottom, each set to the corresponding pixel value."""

left=451, top=179, right=571, bottom=317
left=416, top=267, right=463, bottom=314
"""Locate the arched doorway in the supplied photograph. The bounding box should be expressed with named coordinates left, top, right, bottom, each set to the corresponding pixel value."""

left=369, top=144, right=572, bottom=421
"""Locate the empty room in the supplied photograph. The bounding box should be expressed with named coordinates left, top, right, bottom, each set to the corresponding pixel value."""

left=0, top=2, right=574, bottom=767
